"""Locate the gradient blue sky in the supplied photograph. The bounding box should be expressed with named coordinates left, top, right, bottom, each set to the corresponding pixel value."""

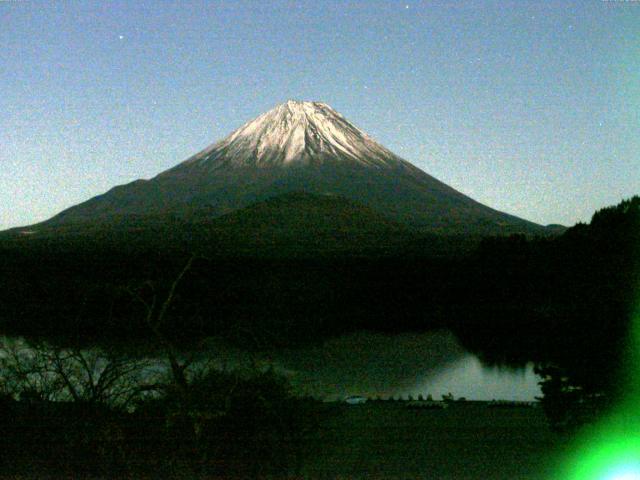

left=2, top=0, right=639, bottom=229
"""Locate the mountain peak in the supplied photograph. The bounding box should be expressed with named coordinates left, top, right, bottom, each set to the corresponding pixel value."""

left=279, top=99, right=331, bottom=112
left=179, top=100, right=402, bottom=170
left=282, top=99, right=325, bottom=108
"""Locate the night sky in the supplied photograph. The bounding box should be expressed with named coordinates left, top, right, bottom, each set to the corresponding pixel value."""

left=2, top=0, right=639, bottom=230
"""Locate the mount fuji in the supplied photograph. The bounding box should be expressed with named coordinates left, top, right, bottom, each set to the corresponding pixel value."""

left=27, top=100, right=546, bottom=235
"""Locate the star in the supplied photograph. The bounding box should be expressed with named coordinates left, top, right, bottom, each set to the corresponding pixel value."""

left=118, top=35, right=124, bottom=40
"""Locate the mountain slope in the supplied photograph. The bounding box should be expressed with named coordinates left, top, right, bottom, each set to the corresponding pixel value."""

left=33, top=100, right=546, bottom=235
left=206, top=192, right=411, bottom=253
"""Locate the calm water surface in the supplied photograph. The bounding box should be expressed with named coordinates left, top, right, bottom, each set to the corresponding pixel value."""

left=0, top=330, right=541, bottom=402
left=205, top=330, right=541, bottom=402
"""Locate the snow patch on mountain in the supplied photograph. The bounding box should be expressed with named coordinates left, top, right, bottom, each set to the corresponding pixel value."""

left=181, top=100, right=405, bottom=170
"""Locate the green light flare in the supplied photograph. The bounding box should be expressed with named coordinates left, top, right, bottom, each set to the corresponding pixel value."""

left=558, top=413, right=640, bottom=480
left=558, top=299, right=640, bottom=479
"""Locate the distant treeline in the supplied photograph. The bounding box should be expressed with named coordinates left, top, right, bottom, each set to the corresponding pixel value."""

left=1, top=197, right=638, bottom=399
left=0, top=239, right=467, bottom=345
left=457, top=197, right=639, bottom=396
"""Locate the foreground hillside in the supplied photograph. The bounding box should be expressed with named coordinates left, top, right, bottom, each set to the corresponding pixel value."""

left=3, top=192, right=415, bottom=255
left=1, top=391, right=562, bottom=479
left=300, top=401, right=561, bottom=480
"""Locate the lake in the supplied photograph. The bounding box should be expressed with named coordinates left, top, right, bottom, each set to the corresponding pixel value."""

left=0, top=330, right=541, bottom=402
left=201, top=330, right=541, bottom=402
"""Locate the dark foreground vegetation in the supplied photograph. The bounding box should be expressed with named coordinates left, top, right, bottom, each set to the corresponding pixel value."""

left=0, top=338, right=558, bottom=480
left=0, top=338, right=320, bottom=478
left=301, top=400, right=559, bottom=480
left=0, top=395, right=560, bottom=479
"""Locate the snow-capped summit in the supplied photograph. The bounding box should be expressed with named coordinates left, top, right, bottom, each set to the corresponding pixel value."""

left=178, top=100, right=403, bottom=170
